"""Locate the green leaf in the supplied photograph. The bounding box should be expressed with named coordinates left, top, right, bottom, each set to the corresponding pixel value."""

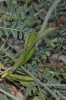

left=51, top=38, right=57, bottom=43
left=41, top=54, right=47, bottom=59
left=24, top=46, right=35, bottom=62
left=36, top=28, right=55, bottom=43
left=45, top=51, right=50, bottom=56
left=4, top=29, right=8, bottom=36
left=24, top=18, right=37, bottom=27
left=23, top=30, right=36, bottom=62
left=24, top=30, right=35, bottom=50
left=19, top=33, right=22, bottom=39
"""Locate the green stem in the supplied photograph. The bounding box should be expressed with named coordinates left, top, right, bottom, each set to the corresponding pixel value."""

left=38, top=0, right=61, bottom=34
left=38, top=87, right=45, bottom=100
left=55, top=90, right=66, bottom=99
left=9, top=54, right=24, bottom=72
left=0, top=88, right=19, bottom=100
left=0, top=26, right=21, bottom=32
